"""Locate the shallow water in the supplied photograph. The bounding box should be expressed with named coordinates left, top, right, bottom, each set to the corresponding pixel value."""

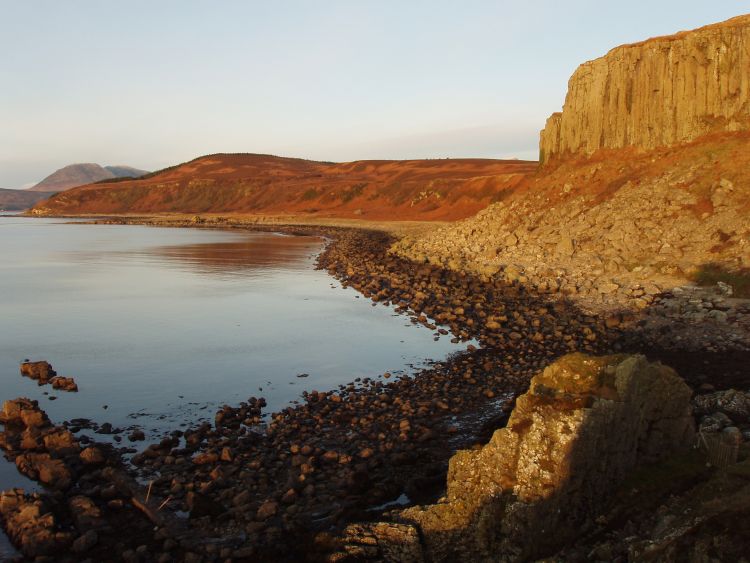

left=0, top=217, right=469, bottom=486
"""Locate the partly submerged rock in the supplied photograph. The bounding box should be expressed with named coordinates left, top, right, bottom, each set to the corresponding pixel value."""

left=50, top=376, right=78, bottom=392
left=19, top=361, right=56, bottom=384
left=15, top=453, right=73, bottom=490
left=0, top=489, right=73, bottom=557
left=0, top=398, right=50, bottom=429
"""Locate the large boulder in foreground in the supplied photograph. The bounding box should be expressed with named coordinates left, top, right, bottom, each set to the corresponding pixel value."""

left=337, top=354, right=695, bottom=562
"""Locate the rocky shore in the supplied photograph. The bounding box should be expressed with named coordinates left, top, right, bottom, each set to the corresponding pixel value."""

left=1, top=224, right=749, bottom=561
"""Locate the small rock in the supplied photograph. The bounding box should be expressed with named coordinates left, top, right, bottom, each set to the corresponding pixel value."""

left=128, top=429, right=145, bottom=442
left=256, top=500, right=278, bottom=520
left=72, top=530, right=98, bottom=553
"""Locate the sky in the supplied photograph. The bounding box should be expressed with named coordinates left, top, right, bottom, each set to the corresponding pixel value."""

left=1, top=1, right=748, bottom=188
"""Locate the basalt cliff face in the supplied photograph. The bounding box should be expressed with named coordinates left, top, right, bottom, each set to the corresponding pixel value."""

left=539, top=15, right=750, bottom=164
left=395, top=15, right=750, bottom=324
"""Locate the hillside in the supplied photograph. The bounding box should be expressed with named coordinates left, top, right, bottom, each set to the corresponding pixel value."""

left=30, top=154, right=536, bottom=221
left=28, top=163, right=149, bottom=192
left=0, top=188, right=57, bottom=211
left=394, top=15, right=750, bottom=311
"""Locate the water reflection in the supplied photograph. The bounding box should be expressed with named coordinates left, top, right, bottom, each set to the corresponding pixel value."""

left=144, top=234, right=324, bottom=276
left=0, top=219, right=469, bottom=458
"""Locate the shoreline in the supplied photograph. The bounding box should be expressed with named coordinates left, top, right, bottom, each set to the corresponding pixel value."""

left=2, top=215, right=749, bottom=560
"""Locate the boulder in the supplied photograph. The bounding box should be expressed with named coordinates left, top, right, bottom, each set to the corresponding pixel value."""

left=0, top=398, right=50, bottom=429
left=359, top=354, right=694, bottom=562
left=0, top=489, right=73, bottom=557
left=19, top=361, right=57, bottom=384
left=42, top=428, right=80, bottom=455
left=15, top=453, right=73, bottom=490
left=50, top=376, right=78, bottom=392
left=68, top=495, right=105, bottom=532
left=79, top=446, right=106, bottom=465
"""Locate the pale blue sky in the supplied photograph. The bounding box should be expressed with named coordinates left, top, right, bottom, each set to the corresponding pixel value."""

left=1, top=1, right=747, bottom=188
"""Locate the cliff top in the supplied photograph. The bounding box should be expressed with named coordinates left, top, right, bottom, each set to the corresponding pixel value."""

left=611, top=13, right=750, bottom=53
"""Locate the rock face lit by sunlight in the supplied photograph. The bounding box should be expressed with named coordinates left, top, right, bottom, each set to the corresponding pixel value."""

left=2, top=5, right=750, bottom=562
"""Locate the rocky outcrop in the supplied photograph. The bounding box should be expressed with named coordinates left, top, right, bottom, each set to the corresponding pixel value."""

left=540, top=15, right=750, bottom=164
left=394, top=15, right=750, bottom=329
left=0, top=490, right=74, bottom=557
left=19, top=361, right=56, bottom=384
left=20, top=361, right=78, bottom=391
left=393, top=132, right=750, bottom=344
left=0, top=398, right=79, bottom=489
left=334, top=354, right=695, bottom=562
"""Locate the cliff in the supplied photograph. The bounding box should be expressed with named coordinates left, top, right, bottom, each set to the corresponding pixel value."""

left=539, top=15, right=750, bottom=164
left=395, top=14, right=750, bottom=316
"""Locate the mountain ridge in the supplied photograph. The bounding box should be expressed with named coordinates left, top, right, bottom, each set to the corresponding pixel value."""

left=0, top=189, right=57, bottom=211
left=28, top=163, right=149, bottom=192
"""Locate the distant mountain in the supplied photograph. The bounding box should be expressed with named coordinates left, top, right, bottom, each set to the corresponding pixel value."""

left=0, top=188, right=57, bottom=211
left=103, top=165, right=150, bottom=179
left=27, top=163, right=149, bottom=192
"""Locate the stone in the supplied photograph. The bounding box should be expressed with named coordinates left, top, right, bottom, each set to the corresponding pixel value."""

left=43, top=428, right=80, bottom=455
left=72, top=530, right=98, bottom=553
left=556, top=235, right=575, bottom=257
left=15, top=453, right=73, bottom=490
left=69, top=495, right=105, bottom=531
left=335, top=522, right=424, bottom=562
left=192, top=450, right=219, bottom=464
left=19, top=361, right=57, bottom=384
left=128, top=429, right=145, bottom=442
left=0, top=398, right=50, bottom=428
left=80, top=446, right=106, bottom=465
left=394, top=354, right=694, bottom=561
left=598, top=282, right=620, bottom=294
left=256, top=500, right=278, bottom=520
left=49, top=376, right=78, bottom=392
left=0, top=489, right=73, bottom=557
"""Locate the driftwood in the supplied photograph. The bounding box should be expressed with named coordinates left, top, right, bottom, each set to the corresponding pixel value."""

left=101, top=467, right=249, bottom=551
left=102, top=467, right=188, bottom=535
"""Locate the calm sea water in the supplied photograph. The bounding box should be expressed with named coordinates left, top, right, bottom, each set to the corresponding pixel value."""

left=0, top=216, right=468, bottom=485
